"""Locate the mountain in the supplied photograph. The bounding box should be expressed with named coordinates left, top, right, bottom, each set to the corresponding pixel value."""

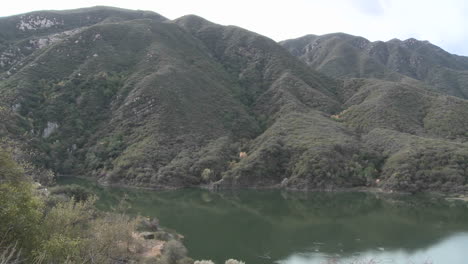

left=281, top=33, right=468, bottom=99
left=0, top=7, right=467, bottom=193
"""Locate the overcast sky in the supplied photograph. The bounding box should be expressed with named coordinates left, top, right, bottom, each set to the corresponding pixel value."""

left=1, top=0, right=467, bottom=56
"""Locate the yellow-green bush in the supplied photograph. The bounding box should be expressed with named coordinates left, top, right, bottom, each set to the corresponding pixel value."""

left=0, top=149, right=43, bottom=256
left=0, top=148, right=149, bottom=263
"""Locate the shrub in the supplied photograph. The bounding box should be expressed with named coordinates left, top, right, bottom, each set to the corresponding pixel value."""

left=201, top=168, right=214, bottom=182
left=49, top=184, right=93, bottom=202
left=139, top=217, right=160, bottom=232
left=0, top=148, right=150, bottom=263
left=0, top=150, right=43, bottom=257
left=225, top=259, right=245, bottom=264
left=0, top=242, right=21, bottom=264
left=154, top=231, right=171, bottom=241
left=85, top=213, right=142, bottom=263
left=160, top=240, right=188, bottom=264
left=194, top=261, right=215, bottom=264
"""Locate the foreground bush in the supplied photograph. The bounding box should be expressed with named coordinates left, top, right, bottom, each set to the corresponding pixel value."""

left=0, top=243, right=21, bottom=264
left=0, top=149, right=159, bottom=263
left=0, top=150, right=43, bottom=255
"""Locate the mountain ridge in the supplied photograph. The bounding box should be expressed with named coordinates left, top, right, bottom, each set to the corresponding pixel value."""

left=281, top=32, right=468, bottom=99
left=0, top=7, right=466, bottom=193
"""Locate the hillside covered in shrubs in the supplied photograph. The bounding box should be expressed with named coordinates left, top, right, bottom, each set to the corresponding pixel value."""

left=0, top=6, right=467, bottom=193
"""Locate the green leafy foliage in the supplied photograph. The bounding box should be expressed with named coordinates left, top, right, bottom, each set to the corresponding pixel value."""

left=0, top=149, right=44, bottom=255
left=0, top=148, right=192, bottom=263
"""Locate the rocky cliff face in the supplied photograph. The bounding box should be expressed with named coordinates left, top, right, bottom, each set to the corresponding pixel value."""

left=0, top=7, right=467, bottom=193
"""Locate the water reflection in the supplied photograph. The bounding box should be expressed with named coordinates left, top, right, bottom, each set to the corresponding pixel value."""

left=278, top=233, right=468, bottom=264
left=57, top=178, right=468, bottom=264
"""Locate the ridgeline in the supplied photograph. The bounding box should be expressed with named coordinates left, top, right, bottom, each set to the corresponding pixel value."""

left=0, top=6, right=467, bottom=193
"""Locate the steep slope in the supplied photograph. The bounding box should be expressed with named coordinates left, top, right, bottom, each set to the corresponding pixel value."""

left=281, top=33, right=468, bottom=99
left=336, top=78, right=468, bottom=140
left=0, top=11, right=374, bottom=190
left=0, top=6, right=166, bottom=75
left=0, top=10, right=261, bottom=187
left=280, top=33, right=468, bottom=192
left=174, top=15, right=342, bottom=116
left=334, top=79, right=468, bottom=192
left=0, top=7, right=467, bottom=193
left=174, top=16, right=386, bottom=190
left=364, top=129, right=468, bottom=193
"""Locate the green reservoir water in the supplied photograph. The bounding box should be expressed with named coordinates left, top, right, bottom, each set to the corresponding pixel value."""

left=58, top=178, right=468, bottom=264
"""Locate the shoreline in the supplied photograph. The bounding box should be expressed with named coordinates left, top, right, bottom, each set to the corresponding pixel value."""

left=56, top=175, right=468, bottom=200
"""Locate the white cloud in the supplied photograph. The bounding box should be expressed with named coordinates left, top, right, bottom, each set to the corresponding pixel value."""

left=0, top=0, right=467, bottom=55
